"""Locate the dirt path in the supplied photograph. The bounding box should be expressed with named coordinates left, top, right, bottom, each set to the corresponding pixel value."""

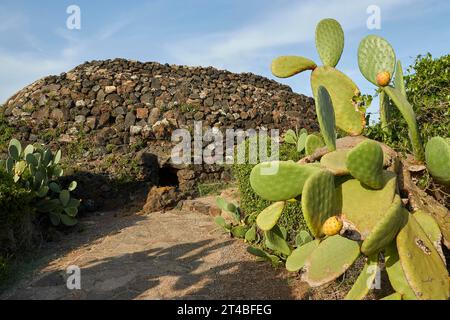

left=1, top=199, right=308, bottom=300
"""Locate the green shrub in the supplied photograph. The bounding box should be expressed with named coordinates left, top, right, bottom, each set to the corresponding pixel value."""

left=0, top=113, right=14, bottom=153
left=366, top=53, right=450, bottom=153
left=232, top=136, right=307, bottom=242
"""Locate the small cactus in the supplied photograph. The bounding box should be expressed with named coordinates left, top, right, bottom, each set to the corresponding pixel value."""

left=346, top=140, right=384, bottom=189
left=256, top=201, right=285, bottom=231
left=314, top=86, right=336, bottom=151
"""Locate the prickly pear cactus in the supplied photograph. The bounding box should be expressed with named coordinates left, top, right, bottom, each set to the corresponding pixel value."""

left=425, top=136, right=450, bottom=186
left=302, top=170, right=339, bottom=238
left=344, top=254, right=379, bottom=300
left=339, top=171, right=397, bottom=239
left=265, top=225, right=291, bottom=256
left=361, top=195, right=408, bottom=256
left=314, top=86, right=336, bottom=151
left=357, top=35, right=396, bottom=86
left=305, top=133, right=325, bottom=155
left=256, top=201, right=285, bottom=231
left=394, top=60, right=407, bottom=96
left=315, top=18, right=344, bottom=67
left=346, top=140, right=384, bottom=189
left=286, top=239, right=319, bottom=272
left=396, top=214, right=449, bottom=300
left=271, top=56, right=317, bottom=78
left=320, top=149, right=350, bottom=176
left=311, top=66, right=364, bottom=136
left=250, top=161, right=320, bottom=201
left=385, top=242, right=417, bottom=300
left=303, top=235, right=360, bottom=286
left=413, top=210, right=443, bottom=255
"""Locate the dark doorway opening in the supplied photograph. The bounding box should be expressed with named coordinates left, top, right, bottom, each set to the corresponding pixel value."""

left=158, top=165, right=179, bottom=187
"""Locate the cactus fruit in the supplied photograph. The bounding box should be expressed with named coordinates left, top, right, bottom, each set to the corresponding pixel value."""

left=286, top=239, right=319, bottom=272
left=322, top=216, right=343, bottom=236
left=346, top=140, right=384, bottom=189
left=250, top=161, right=320, bottom=201
left=383, top=86, right=424, bottom=162
left=256, top=201, right=285, bottom=231
left=396, top=214, right=449, bottom=300
left=358, top=35, right=396, bottom=86
left=311, top=66, right=364, bottom=136
left=265, top=225, right=291, bottom=256
left=303, top=235, right=360, bottom=287
left=339, top=171, right=397, bottom=239
left=361, top=195, right=408, bottom=256
left=384, top=242, right=418, bottom=300
left=305, top=133, right=325, bottom=155
left=314, top=86, right=336, bottom=151
left=302, top=170, right=338, bottom=238
left=320, top=149, right=350, bottom=176
left=425, top=137, right=450, bottom=186
left=344, top=254, right=379, bottom=300
left=271, top=56, right=317, bottom=78
left=315, top=18, right=344, bottom=68
left=376, top=71, right=391, bottom=87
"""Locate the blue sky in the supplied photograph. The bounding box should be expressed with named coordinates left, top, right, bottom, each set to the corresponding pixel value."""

left=1, top=0, right=449, bottom=120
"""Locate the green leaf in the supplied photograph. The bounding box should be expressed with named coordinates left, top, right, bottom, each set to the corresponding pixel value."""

left=36, top=186, right=49, bottom=198
left=59, top=190, right=70, bottom=207
left=49, top=213, right=61, bottom=226
left=284, top=129, right=297, bottom=145
left=296, top=132, right=308, bottom=153
left=60, top=214, right=77, bottom=226
left=295, top=230, right=313, bottom=247
left=265, top=225, right=291, bottom=256
left=68, top=181, right=77, bottom=192
left=64, top=207, right=78, bottom=217
left=49, top=182, right=62, bottom=193
left=214, top=216, right=231, bottom=231
left=245, top=225, right=257, bottom=242
left=53, top=150, right=62, bottom=165
left=231, top=225, right=249, bottom=239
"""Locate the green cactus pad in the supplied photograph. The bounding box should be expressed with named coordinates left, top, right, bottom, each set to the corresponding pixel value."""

left=311, top=66, right=364, bottom=136
left=265, top=225, right=291, bottom=256
left=394, top=60, right=406, bottom=97
left=320, top=149, right=350, bottom=176
left=305, top=133, right=325, bottom=155
left=271, top=56, right=317, bottom=78
left=302, top=170, right=338, bottom=238
left=346, top=140, right=384, bottom=189
left=285, top=239, right=319, bottom=272
left=413, top=210, right=443, bottom=251
left=314, top=86, right=336, bottom=151
left=8, top=139, right=22, bottom=161
left=385, top=242, right=417, bottom=300
left=250, top=161, right=320, bottom=201
left=344, top=254, right=379, bottom=300
left=295, top=230, right=313, bottom=247
left=339, top=171, right=397, bottom=239
left=361, top=195, right=408, bottom=256
left=383, top=86, right=424, bottom=161
left=379, top=90, right=392, bottom=134
left=396, top=214, right=449, bottom=300
left=381, top=293, right=402, bottom=300
left=425, top=137, right=450, bottom=186
left=357, top=35, right=396, bottom=86
left=315, top=18, right=344, bottom=67
left=256, top=201, right=285, bottom=231
left=303, top=235, right=360, bottom=287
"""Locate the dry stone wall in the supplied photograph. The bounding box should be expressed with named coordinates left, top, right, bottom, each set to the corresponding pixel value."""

left=1, top=58, right=317, bottom=208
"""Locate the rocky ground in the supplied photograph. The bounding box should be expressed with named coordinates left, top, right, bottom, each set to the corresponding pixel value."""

left=0, top=194, right=308, bottom=300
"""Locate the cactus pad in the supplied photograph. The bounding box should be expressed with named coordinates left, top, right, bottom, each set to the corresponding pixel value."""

left=381, top=293, right=402, bottom=300
left=250, top=161, right=320, bottom=201
left=344, top=255, right=379, bottom=300
left=346, top=140, right=384, bottom=189
left=314, top=85, right=336, bottom=151
left=384, top=86, right=424, bottom=161
left=394, top=60, right=406, bottom=96
left=271, top=56, right=317, bottom=78
left=425, top=137, right=450, bottom=186
left=303, top=235, right=360, bottom=287
left=256, top=201, right=285, bottom=231
left=315, top=18, right=344, bottom=67
left=302, top=170, right=338, bottom=238
left=320, top=149, right=350, bottom=175
left=265, top=225, right=291, bottom=256
left=361, top=195, right=408, bottom=256
left=311, top=66, right=364, bottom=136
left=396, top=214, right=449, bottom=300
left=358, top=35, right=396, bottom=86
left=305, top=133, right=325, bottom=155
left=339, top=171, right=397, bottom=239
left=413, top=210, right=443, bottom=254
left=384, top=242, right=417, bottom=300
left=286, top=239, right=319, bottom=272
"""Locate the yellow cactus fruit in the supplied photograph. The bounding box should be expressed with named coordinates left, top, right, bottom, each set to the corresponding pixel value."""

left=322, top=216, right=343, bottom=236
left=376, top=71, right=391, bottom=87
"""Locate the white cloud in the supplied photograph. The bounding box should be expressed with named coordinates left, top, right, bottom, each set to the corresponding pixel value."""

left=164, top=0, right=418, bottom=71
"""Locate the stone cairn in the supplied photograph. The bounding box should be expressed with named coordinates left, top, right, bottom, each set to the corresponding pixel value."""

left=1, top=58, right=317, bottom=211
